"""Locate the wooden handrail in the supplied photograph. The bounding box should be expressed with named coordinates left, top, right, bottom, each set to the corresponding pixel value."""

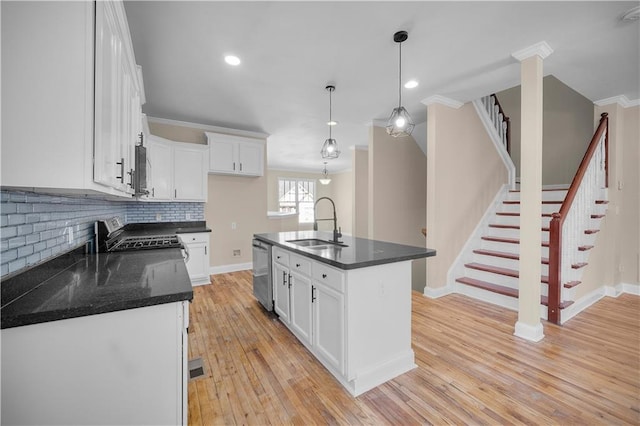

left=491, top=94, right=511, bottom=154
left=547, top=112, right=608, bottom=324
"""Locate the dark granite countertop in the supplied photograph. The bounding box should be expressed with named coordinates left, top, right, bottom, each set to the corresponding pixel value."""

left=254, top=231, right=436, bottom=270
left=1, top=246, right=193, bottom=329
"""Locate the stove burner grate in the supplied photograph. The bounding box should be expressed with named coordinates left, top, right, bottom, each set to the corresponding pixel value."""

left=107, top=235, right=182, bottom=252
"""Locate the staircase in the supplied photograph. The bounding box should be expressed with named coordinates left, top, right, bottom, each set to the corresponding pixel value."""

left=453, top=186, right=608, bottom=321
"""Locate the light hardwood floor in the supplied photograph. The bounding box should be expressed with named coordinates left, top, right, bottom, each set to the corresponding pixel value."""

left=188, top=271, right=639, bottom=425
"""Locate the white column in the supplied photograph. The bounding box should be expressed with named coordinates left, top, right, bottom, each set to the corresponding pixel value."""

left=512, top=42, right=553, bottom=342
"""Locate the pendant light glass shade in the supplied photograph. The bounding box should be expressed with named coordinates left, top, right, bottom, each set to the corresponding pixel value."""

left=386, top=31, right=414, bottom=138
left=319, top=162, right=331, bottom=185
left=321, top=85, right=340, bottom=159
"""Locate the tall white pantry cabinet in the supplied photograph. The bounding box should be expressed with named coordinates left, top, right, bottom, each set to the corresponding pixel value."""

left=2, top=1, right=145, bottom=198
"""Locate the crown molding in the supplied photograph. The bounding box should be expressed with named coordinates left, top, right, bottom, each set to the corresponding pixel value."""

left=594, top=95, right=640, bottom=108
left=511, top=41, right=554, bottom=62
left=421, top=95, right=463, bottom=109
left=147, top=116, right=270, bottom=139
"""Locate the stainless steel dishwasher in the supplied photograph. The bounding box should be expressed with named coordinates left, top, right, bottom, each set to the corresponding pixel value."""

left=252, top=239, right=273, bottom=311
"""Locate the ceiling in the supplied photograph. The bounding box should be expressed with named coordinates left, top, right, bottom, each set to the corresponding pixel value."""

left=124, top=1, right=640, bottom=173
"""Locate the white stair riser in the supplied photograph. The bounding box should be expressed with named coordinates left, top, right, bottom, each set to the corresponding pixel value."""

left=480, top=240, right=549, bottom=258
left=493, top=215, right=552, bottom=227
left=472, top=254, right=549, bottom=276
left=500, top=203, right=561, bottom=214
left=455, top=282, right=550, bottom=316
left=505, top=189, right=567, bottom=202
left=487, top=227, right=550, bottom=239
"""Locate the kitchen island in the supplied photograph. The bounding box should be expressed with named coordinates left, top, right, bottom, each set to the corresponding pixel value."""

left=254, top=231, right=436, bottom=396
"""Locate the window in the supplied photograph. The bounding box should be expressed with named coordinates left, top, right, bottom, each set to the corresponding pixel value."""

left=278, top=178, right=316, bottom=223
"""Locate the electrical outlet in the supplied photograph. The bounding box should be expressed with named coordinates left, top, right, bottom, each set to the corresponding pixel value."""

left=231, top=222, right=237, bottom=230
left=233, top=249, right=241, bottom=257
left=156, top=213, right=162, bottom=221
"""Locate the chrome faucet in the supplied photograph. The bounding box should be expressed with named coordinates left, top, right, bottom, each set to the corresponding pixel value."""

left=313, top=196, right=342, bottom=243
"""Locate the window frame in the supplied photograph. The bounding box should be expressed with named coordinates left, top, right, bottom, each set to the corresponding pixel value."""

left=277, top=177, right=316, bottom=224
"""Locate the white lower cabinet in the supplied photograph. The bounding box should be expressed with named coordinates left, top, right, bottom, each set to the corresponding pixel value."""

left=179, top=233, right=211, bottom=286
left=1, top=301, right=189, bottom=425
left=273, top=248, right=291, bottom=324
left=312, top=276, right=345, bottom=374
left=272, top=248, right=345, bottom=376
left=270, top=246, right=414, bottom=396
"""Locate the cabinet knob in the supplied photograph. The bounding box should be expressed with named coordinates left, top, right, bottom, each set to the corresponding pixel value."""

left=277, top=255, right=281, bottom=259
left=322, top=273, right=327, bottom=279
left=296, top=263, right=301, bottom=268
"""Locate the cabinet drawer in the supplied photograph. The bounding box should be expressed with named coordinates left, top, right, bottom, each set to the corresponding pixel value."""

left=312, top=263, right=344, bottom=293
left=179, top=233, right=209, bottom=244
left=273, top=247, right=289, bottom=266
left=289, top=253, right=311, bottom=276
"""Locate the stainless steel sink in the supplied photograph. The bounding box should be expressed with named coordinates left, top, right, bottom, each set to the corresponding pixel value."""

left=286, top=238, right=348, bottom=248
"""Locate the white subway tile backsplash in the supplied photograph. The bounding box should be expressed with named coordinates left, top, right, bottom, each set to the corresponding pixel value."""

left=0, top=190, right=205, bottom=279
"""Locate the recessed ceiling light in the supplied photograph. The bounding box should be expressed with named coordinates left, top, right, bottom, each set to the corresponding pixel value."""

left=404, top=79, right=419, bottom=89
left=327, top=120, right=338, bottom=126
left=224, top=55, right=241, bottom=66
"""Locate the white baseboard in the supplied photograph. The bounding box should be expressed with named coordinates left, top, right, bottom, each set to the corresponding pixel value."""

left=561, top=282, right=640, bottom=324
left=423, top=284, right=454, bottom=298
left=621, top=282, right=640, bottom=295
left=209, top=262, right=253, bottom=275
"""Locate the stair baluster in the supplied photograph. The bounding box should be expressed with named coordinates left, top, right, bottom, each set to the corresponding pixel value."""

left=548, top=113, right=608, bottom=324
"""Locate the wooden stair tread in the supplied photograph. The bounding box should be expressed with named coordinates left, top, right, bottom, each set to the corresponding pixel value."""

left=572, top=262, right=588, bottom=269
left=482, top=236, right=550, bottom=247
left=595, top=200, right=609, bottom=204
left=584, top=229, right=600, bottom=234
left=578, top=245, right=594, bottom=251
left=489, top=224, right=549, bottom=231
left=509, top=188, right=569, bottom=192
left=541, top=296, right=574, bottom=309
left=591, top=214, right=605, bottom=219
left=495, top=212, right=554, bottom=217
left=456, top=277, right=518, bottom=298
left=456, top=277, right=570, bottom=308
left=473, top=249, right=549, bottom=264
left=564, top=280, right=581, bottom=289
left=503, top=200, right=562, bottom=204
left=465, top=262, right=549, bottom=283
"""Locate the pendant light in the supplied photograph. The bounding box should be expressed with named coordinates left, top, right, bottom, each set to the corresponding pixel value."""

left=386, top=30, right=414, bottom=137
left=321, top=85, right=340, bottom=159
left=319, top=162, right=331, bottom=185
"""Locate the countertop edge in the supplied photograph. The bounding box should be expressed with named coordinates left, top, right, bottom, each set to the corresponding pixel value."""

left=1, top=290, right=193, bottom=330
left=254, top=233, right=436, bottom=270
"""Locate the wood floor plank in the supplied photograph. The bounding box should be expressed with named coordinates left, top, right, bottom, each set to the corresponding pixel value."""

left=187, top=270, right=640, bottom=425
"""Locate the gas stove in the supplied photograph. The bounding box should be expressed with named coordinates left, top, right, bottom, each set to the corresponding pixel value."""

left=95, top=217, right=183, bottom=253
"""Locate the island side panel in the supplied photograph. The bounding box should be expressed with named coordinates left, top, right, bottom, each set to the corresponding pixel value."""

left=345, top=260, right=416, bottom=395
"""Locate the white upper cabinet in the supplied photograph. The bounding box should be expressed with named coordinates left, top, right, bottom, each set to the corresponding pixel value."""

left=1, top=1, right=144, bottom=198
left=206, top=133, right=264, bottom=177
left=146, top=136, right=208, bottom=202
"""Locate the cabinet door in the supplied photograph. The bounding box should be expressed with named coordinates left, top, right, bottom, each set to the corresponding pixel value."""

left=174, top=146, right=207, bottom=201
left=273, top=263, right=290, bottom=324
left=185, top=242, right=207, bottom=283
left=209, top=139, right=236, bottom=174
left=290, top=271, right=313, bottom=346
left=94, top=1, right=124, bottom=191
left=181, top=233, right=210, bottom=286
left=238, top=142, right=263, bottom=176
left=148, top=140, right=173, bottom=200
left=313, top=282, right=345, bottom=374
